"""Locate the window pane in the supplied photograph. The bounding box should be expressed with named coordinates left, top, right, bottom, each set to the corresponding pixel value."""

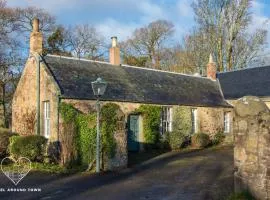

left=191, top=108, right=197, bottom=133
left=224, top=112, right=230, bottom=133
left=44, top=101, right=50, bottom=138
left=161, top=106, right=172, bottom=134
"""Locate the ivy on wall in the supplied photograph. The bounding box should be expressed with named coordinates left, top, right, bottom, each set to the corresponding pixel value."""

left=101, top=103, right=119, bottom=159
left=59, top=102, right=118, bottom=168
left=135, top=105, right=161, bottom=145
left=59, top=103, right=78, bottom=123
left=59, top=103, right=78, bottom=167
left=76, top=113, right=96, bottom=166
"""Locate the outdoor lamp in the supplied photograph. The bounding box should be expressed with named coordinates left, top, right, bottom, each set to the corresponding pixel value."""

left=91, top=77, right=107, bottom=173
left=91, top=77, right=107, bottom=97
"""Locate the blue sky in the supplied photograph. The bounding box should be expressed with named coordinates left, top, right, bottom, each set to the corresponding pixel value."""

left=7, top=0, right=270, bottom=45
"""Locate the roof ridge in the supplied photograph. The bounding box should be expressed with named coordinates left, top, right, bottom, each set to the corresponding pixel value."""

left=121, top=64, right=211, bottom=79
left=46, top=54, right=110, bottom=65
left=45, top=54, right=211, bottom=80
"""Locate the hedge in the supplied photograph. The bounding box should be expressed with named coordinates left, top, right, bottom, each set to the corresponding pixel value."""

left=9, top=135, right=47, bottom=162
left=212, top=132, right=225, bottom=145
left=167, top=131, right=191, bottom=150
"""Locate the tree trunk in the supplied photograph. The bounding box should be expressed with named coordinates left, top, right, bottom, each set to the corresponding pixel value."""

left=1, top=83, right=6, bottom=128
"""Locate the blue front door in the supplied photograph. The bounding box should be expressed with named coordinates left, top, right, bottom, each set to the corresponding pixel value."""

left=128, top=115, right=139, bottom=151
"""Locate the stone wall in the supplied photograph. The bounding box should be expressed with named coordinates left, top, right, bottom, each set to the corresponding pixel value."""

left=12, top=57, right=60, bottom=141
left=197, top=107, right=229, bottom=137
left=234, top=96, right=270, bottom=200
left=171, top=106, right=233, bottom=139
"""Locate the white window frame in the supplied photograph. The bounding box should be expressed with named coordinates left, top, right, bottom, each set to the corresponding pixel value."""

left=44, top=101, right=50, bottom=139
left=191, top=108, right=198, bottom=133
left=224, top=112, right=230, bottom=133
left=161, top=107, right=173, bottom=134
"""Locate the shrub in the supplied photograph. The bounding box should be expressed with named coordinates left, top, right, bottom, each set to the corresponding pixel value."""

left=212, top=132, right=225, bottom=145
left=9, top=135, right=48, bottom=162
left=172, top=106, right=192, bottom=135
left=167, top=131, right=191, bottom=150
left=191, top=133, right=210, bottom=148
left=0, top=128, right=17, bottom=158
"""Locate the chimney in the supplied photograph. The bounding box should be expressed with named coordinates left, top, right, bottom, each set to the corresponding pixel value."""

left=109, top=36, right=120, bottom=65
left=207, top=54, right=216, bottom=80
left=30, top=18, right=43, bottom=54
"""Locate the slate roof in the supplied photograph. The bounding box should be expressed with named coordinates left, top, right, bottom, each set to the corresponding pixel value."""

left=218, top=66, right=270, bottom=99
left=43, top=55, right=231, bottom=107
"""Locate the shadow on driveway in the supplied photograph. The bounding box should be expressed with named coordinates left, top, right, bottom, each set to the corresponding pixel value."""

left=0, top=145, right=234, bottom=200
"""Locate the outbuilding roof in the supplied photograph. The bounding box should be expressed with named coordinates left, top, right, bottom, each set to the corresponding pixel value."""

left=43, top=55, right=231, bottom=107
left=218, top=66, right=270, bottom=99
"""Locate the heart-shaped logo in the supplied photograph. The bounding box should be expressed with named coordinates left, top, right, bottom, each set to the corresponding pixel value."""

left=1, top=157, right=32, bottom=185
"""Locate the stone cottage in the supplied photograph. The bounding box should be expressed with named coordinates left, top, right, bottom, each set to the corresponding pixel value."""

left=12, top=19, right=232, bottom=168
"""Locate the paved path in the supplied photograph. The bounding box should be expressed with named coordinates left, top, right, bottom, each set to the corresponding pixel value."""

left=0, top=146, right=234, bottom=200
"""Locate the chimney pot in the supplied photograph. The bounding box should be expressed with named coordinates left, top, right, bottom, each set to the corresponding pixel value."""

left=111, top=36, right=118, bottom=48
left=209, top=53, right=213, bottom=63
left=33, top=18, right=39, bottom=32
left=109, top=36, right=120, bottom=65
left=207, top=54, right=216, bottom=80
left=30, top=18, right=43, bottom=54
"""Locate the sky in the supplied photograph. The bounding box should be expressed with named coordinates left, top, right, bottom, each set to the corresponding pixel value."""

left=6, top=0, right=270, bottom=47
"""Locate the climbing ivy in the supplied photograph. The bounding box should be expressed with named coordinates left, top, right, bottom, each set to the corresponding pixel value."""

left=135, top=105, right=161, bottom=145
left=101, top=103, right=119, bottom=159
left=59, top=103, right=79, bottom=167
left=59, top=102, right=78, bottom=123
left=59, top=102, right=118, bottom=168
left=76, top=113, right=96, bottom=166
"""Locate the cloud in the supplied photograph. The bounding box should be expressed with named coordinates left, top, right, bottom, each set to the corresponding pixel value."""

left=6, top=0, right=195, bottom=43
left=96, top=18, right=139, bottom=41
left=138, top=1, right=168, bottom=22
left=248, top=0, right=270, bottom=45
left=177, top=0, right=193, bottom=18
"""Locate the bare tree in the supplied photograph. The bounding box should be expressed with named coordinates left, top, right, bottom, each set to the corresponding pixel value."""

left=0, top=1, right=24, bottom=127
left=189, top=0, right=268, bottom=72
left=0, top=0, right=17, bottom=42
left=121, top=20, right=174, bottom=69
left=65, top=24, right=106, bottom=60
left=14, top=6, right=56, bottom=34
left=158, top=45, right=197, bottom=74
